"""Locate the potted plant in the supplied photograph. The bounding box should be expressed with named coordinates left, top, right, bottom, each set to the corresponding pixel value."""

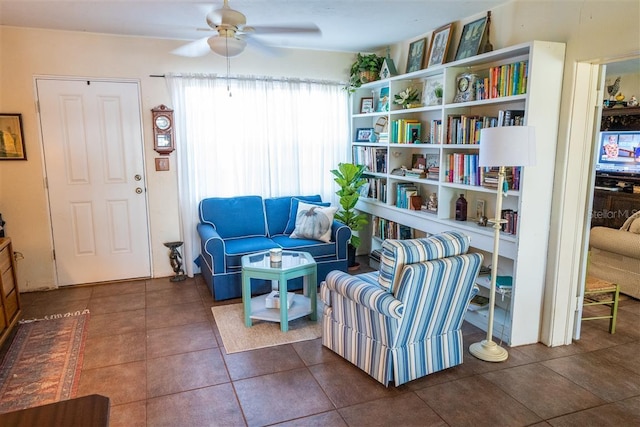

left=347, top=53, right=384, bottom=92
left=331, top=163, right=369, bottom=268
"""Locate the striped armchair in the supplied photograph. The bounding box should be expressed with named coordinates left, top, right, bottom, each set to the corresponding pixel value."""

left=320, top=231, right=482, bottom=386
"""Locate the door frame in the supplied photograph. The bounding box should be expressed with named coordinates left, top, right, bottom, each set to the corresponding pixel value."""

left=543, top=53, right=640, bottom=346
left=33, top=75, right=152, bottom=287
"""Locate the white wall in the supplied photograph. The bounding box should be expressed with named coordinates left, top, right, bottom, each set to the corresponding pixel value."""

left=0, top=26, right=354, bottom=291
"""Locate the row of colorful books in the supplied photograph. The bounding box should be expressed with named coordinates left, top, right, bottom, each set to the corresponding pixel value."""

left=444, top=153, right=481, bottom=186
left=501, top=209, right=518, bottom=235
left=395, top=182, right=419, bottom=209
left=473, top=60, right=529, bottom=101
left=390, top=119, right=422, bottom=144
left=445, top=110, right=526, bottom=145
left=371, top=216, right=414, bottom=240
left=482, top=167, right=521, bottom=191
left=353, top=146, right=387, bottom=173
left=363, top=177, right=387, bottom=202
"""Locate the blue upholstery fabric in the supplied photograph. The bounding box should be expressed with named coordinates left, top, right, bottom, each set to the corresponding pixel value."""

left=199, top=196, right=267, bottom=239
left=378, top=230, right=469, bottom=293
left=321, top=231, right=482, bottom=386
left=264, top=195, right=323, bottom=237
left=197, top=195, right=351, bottom=301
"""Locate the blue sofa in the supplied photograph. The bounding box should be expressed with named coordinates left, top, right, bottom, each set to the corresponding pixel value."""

left=196, top=195, right=352, bottom=300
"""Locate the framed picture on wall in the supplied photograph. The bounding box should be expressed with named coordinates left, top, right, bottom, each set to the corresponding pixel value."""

left=425, top=23, right=454, bottom=68
left=455, top=16, right=488, bottom=61
left=406, top=38, right=427, bottom=73
left=0, top=113, right=26, bottom=160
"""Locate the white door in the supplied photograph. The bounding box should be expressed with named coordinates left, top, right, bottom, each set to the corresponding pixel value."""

left=37, top=78, right=151, bottom=286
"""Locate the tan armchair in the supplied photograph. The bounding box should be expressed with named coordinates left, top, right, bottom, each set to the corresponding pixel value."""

left=589, top=210, right=640, bottom=299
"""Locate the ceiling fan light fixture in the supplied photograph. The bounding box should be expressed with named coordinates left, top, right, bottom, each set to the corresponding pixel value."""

left=208, top=36, right=246, bottom=57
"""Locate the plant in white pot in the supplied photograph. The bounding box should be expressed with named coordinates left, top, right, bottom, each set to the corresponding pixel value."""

left=331, top=163, right=369, bottom=268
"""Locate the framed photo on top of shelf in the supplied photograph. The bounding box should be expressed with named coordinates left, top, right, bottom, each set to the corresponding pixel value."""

left=360, top=97, right=374, bottom=114
left=355, top=127, right=375, bottom=142
left=455, top=16, right=488, bottom=61
left=425, top=23, right=453, bottom=68
left=406, top=38, right=427, bottom=73
left=0, top=113, right=26, bottom=160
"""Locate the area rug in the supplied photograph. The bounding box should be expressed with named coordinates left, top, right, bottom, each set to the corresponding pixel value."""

left=0, top=310, right=89, bottom=414
left=211, top=304, right=321, bottom=354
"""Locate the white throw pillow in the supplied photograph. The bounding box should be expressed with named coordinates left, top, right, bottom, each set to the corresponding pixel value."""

left=629, top=217, right=640, bottom=234
left=290, top=201, right=337, bottom=243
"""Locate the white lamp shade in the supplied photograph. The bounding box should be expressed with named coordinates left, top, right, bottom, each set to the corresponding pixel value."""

left=208, top=36, right=246, bottom=57
left=479, top=126, right=536, bottom=167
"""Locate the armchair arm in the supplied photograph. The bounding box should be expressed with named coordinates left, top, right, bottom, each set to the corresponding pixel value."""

left=590, top=226, right=640, bottom=259
left=331, top=220, right=352, bottom=260
left=197, top=223, right=226, bottom=274
left=322, top=271, right=403, bottom=318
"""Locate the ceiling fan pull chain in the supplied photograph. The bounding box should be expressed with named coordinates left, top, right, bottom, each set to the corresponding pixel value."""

left=226, top=37, right=232, bottom=97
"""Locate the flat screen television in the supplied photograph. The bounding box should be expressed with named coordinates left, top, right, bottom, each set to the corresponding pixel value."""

left=595, top=131, right=640, bottom=177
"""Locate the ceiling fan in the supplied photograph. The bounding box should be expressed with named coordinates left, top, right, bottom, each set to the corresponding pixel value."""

left=171, top=0, right=322, bottom=58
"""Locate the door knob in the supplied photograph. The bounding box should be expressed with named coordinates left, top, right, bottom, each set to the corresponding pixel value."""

left=136, top=188, right=143, bottom=194
left=134, top=174, right=142, bottom=181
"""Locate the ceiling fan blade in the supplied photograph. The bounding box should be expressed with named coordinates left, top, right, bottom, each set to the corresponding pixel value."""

left=243, top=35, right=281, bottom=57
left=171, top=37, right=212, bottom=57
left=247, top=24, right=321, bottom=36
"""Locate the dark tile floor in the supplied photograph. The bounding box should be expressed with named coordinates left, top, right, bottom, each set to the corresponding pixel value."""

left=16, top=259, right=640, bottom=427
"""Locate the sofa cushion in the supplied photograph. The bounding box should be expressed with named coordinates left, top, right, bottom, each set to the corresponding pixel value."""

left=290, top=202, right=337, bottom=243
left=223, top=236, right=280, bottom=271
left=264, top=195, right=324, bottom=236
left=199, top=196, right=267, bottom=239
left=283, top=196, right=327, bottom=235
left=378, top=231, right=470, bottom=294
left=630, top=217, right=640, bottom=234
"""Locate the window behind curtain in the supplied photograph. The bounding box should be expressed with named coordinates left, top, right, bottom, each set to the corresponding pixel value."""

left=167, top=73, right=349, bottom=275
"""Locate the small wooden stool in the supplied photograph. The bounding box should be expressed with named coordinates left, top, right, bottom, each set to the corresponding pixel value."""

left=583, top=276, right=620, bottom=334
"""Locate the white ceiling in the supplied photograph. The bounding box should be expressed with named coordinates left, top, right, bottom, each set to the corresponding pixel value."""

left=0, top=0, right=510, bottom=54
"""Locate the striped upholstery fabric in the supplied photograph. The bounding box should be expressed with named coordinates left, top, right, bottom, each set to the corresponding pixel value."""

left=378, top=231, right=470, bottom=293
left=321, top=232, right=482, bottom=386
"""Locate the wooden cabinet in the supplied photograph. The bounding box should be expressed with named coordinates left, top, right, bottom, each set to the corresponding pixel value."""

left=350, top=41, right=566, bottom=346
left=591, top=189, right=640, bottom=229
left=0, top=238, right=21, bottom=347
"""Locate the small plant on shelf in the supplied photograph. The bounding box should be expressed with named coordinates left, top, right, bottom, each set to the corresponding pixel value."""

left=347, top=53, right=384, bottom=92
left=394, top=86, right=421, bottom=108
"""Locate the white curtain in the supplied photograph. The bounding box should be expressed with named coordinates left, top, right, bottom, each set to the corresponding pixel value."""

left=166, top=73, right=349, bottom=276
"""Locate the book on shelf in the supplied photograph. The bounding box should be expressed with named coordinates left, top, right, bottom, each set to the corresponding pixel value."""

left=430, top=119, right=442, bottom=144
left=476, top=275, right=513, bottom=293
left=372, top=216, right=415, bottom=240
left=485, top=61, right=529, bottom=99
left=395, top=182, right=418, bottom=209
left=391, top=119, right=421, bottom=143
left=445, top=153, right=481, bottom=186
left=498, top=109, right=526, bottom=127
left=501, top=209, right=518, bottom=235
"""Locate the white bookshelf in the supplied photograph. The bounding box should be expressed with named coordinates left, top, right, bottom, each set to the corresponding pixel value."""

left=350, top=41, right=566, bottom=346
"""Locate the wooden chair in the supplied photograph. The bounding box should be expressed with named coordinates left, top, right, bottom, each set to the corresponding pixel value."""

left=583, top=276, right=620, bottom=334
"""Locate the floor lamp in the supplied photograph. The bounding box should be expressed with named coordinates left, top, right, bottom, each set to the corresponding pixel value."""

left=469, top=125, right=536, bottom=362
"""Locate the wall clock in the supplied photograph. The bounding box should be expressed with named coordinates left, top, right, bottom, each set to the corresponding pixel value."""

left=453, top=73, right=478, bottom=103
left=151, top=104, right=175, bottom=154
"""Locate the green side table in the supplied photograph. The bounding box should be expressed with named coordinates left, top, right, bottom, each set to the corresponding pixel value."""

left=241, top=250, right=317, bottom=332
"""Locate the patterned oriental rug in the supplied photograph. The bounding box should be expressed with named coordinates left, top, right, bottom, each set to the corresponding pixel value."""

left=0, top=310, right=89, bottom=414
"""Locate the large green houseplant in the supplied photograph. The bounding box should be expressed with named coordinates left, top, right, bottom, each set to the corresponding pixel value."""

left=331, top=163, right=369, bottom=267
left=347, top=53, right=384, bottom=92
